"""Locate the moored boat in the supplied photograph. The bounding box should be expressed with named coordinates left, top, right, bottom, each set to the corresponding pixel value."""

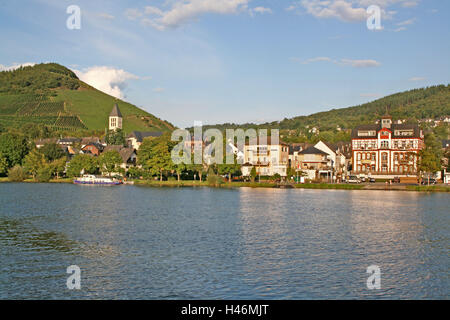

left=74, top=175, right=122, bottom=185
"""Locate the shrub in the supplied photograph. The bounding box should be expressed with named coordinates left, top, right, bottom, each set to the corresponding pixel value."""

left=207, top=174, right=224, bottom=187
left=36, top=166, right=53, bottom=182
left=8, top=165, right=26, bottom=182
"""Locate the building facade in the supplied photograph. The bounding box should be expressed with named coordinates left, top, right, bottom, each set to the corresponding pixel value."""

left=242, top=137, right=289, bottom=177
left=127, top=131, right=163, bottom=150
left=352, top=116, right=424, bottom=178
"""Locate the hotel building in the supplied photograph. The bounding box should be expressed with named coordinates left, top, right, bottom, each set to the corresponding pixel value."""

left=351, top=115, right=424, bottom=178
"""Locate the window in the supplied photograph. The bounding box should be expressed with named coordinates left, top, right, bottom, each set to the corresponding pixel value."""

left=371, top=153, right=376, bottom=161
left=382, top=153, right=388, bottom=161
left=381, top=141, right=389, bottom=148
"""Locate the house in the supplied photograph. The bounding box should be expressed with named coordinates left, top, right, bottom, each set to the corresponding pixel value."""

left=127, top=131, right=163, bottom=150
left=35, top=138, right=58, bottom=149
left=289, top=143, right=311, bottom=170
left=102, top=145, right=137, bottom=170
left=242, top=137, right=289, bottom=177
left=314, top=141, right=348, bottom=179
left=57, top=137, right=81, bottom=146
left=109, top=103, right=123, bottom=131
left=81, top=136, right=103, bottom=147
left=81, top=143, right=104, bottom=156
left=297, top=146, right=331, bottom=180
left=351, top=115, right=424, bottom=178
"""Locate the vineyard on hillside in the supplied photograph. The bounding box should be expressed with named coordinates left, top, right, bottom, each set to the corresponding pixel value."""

left=0, top=94, right=87, bottom=131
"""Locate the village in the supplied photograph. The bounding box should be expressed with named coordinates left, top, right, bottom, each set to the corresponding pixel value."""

left=30, top=103, right=450, bottom=187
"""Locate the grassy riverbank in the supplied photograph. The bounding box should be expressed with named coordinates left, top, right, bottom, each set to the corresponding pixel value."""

left=2, top=177, right=449, bottom=192
left=406, top=185, right=450, bottom=192
left=0, top=177, right=73, bottom=183
left=134, top=180, right=278, bottom=188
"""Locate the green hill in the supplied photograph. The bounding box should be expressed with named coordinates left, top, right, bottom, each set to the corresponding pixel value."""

left=0, top=63, right=174, bottom=133
left=200, top=85, right=450, bottom=142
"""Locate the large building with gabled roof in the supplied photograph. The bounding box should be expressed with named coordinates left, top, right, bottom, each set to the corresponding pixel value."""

left=351, top=115, right=424, bottom=178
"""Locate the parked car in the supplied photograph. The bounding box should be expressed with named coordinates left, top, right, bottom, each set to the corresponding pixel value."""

left=347, top=176, right=361, bottom=184
left=369, top=177, right=376, bottom=183
left=361, top=177, right=366, bottom=182
left=421, top=178, right=437, bottom=185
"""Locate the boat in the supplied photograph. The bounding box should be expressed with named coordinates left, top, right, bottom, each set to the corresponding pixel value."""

left=74, top=175, right=122, bottom=185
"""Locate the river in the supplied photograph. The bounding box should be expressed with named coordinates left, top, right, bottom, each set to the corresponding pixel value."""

left=0, top=183, right=448, bottom=299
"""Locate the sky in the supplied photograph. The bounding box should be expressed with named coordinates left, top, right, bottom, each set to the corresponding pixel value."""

left=0, top=0, right=449, bottom=128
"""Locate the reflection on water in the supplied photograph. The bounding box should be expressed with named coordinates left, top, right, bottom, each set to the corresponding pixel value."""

left=0, top=184, right=448, bottom=299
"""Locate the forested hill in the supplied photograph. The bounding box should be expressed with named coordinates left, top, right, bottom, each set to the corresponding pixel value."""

left=0, top=63, right=174, bottom=133
left=200, top=85, right=450, bottom=143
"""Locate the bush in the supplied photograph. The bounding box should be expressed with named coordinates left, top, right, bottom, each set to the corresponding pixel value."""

left=207, top=174, right=224, bottom=187
left=8, top=165, right=26, bottom=182
left=36, top=166, right=53, bottom=182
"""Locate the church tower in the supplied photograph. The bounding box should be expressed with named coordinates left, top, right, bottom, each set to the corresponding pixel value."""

left=109, top=103, right=123, bottom=131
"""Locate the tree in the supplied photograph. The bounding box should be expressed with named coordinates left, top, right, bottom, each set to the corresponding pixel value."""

left=250, top=167, right=257, bottom=182
left=50, top=157, right=67, bottom=179
left=138, top=135, right=173, bottom=181
left=40, top=143, right=65, bottom=162
left=67, top=154, right=99, bottom=178
left=36, top=165, right=53, bottom=182
left=8, top=165, right=26, bottom=182
left=23, top=149, right=46, bottom=180
left=173, top=163, right=186, bottom=182
left=100, top=151, right=123, bottom=177
left=0, top=154, right=8, bottom=176
left=0, top=133, right=30, bottom=168
left=418, top=133, right=443, bottom=185
left=105, top=129, right=126, bottom=146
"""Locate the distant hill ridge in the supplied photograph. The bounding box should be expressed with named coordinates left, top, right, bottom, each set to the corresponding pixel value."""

left=200, top=85, right=450, bottom=133
left=0, top=63, right=174, bottom=133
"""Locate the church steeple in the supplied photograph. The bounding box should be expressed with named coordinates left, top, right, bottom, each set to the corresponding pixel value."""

left=109, top=103, right=123, bottom=131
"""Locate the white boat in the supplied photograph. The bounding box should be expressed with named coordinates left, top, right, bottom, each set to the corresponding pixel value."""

left=74, top=175, right=122, bottom=185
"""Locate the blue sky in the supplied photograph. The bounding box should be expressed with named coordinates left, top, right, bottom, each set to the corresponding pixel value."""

left=0, top=0, right=449, bottom=127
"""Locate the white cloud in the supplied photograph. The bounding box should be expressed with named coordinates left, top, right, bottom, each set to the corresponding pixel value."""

left=291, top=56, right=381, bottom=68
left=153, top=87, right=165, bottom=93
left=0, top=62, right=36, bottom=72
left=73, top=66, right=140, bottom=99
left=296, top=56, right=332, bottom=64
left=401, top=1, right=419, bottom=8
left=394, top=26, right=406, bottom=32
left=251, top=7, right=273, bottom=15
left=292, top=0, right=418, bottom=22
left=99, top=13, right=115, bottom=20
left=127, top=0, right=269, bottom=30
left=409, top=77, right=425, bottom=81
left=300, top=0, right=367, bottom=22
left=340, top=59, right=381, bottom=67
left=125, top=8, right=143, bottom=21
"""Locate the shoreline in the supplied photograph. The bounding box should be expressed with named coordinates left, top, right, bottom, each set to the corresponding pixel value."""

left=1, top=177, right=449, bottom=192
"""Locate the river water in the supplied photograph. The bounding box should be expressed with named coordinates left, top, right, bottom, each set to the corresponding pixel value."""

left=0, top=183, right=448, bottom=299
